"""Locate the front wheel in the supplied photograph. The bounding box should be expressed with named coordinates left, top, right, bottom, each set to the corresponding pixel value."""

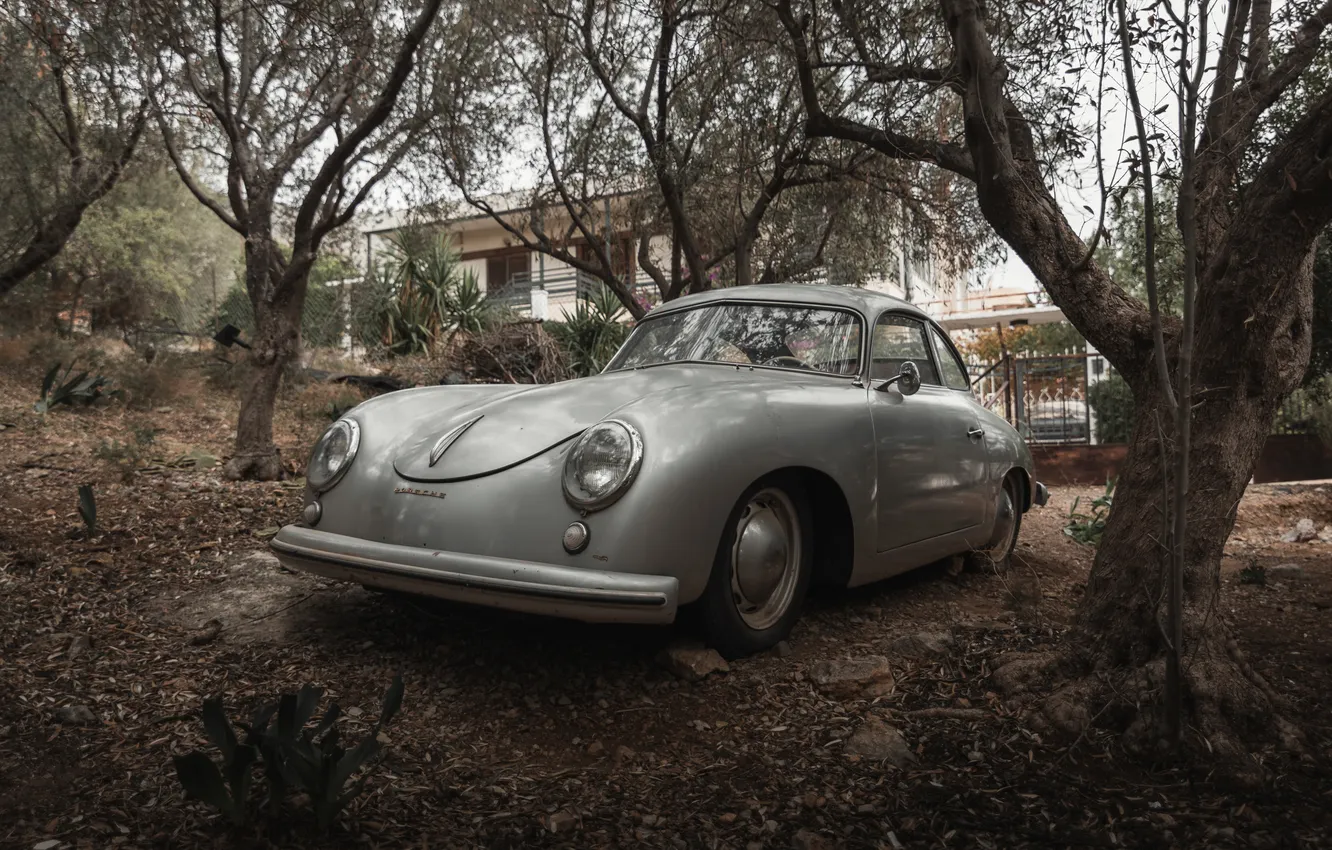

left=697, top=474, right=813, bottom=658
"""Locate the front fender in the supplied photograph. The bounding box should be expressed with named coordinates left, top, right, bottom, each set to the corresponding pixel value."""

left=595, top=376, right=875, bottom=600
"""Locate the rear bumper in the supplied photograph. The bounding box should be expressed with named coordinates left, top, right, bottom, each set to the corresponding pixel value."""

left=1032, top=481, right=1050, bottom=507
left=270, top=526, right=679, bottom=624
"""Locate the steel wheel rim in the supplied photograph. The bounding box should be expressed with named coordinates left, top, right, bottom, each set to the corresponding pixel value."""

left=985, top=481, right=1018, bottom=558
left=729, top=487, right=801, bottom=631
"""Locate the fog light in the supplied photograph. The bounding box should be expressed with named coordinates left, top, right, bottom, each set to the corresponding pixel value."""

left=562, top=521, right=589, bottom=553
left=303, top=501, right=322, bottom=526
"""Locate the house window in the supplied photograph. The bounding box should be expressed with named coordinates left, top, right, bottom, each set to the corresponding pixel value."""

left=577, top=237, right=634, bottom=279
left=486, top=250, right=530, bottom=293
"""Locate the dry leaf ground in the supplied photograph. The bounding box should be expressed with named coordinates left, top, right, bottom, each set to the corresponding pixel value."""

left=1, top=346, right=1329, bottom=849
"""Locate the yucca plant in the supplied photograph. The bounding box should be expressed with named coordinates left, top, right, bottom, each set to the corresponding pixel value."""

left=547, top=282, right=631, bottom=377
left=379, top=231, right=498, bottom=355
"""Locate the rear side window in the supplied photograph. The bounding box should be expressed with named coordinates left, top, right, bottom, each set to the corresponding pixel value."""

left=930, top=327, right=970, bottom=390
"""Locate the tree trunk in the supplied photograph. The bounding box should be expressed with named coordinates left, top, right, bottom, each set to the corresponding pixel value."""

left=1003, top=242, right=1316, bottom=764
left=223, top=234, right=307, bottom=481
left=734, top=238, right=753, bottom=288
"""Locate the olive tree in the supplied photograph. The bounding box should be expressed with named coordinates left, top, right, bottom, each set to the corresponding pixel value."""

left=0, top=0, right=147, bottom=296
left=133, top=0, right=467, bottom=479
left=776, top=0, right=1332, bottom=763
left=429, top=0, right=988, bottom=317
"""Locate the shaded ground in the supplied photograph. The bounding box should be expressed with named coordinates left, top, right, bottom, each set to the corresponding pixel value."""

left=1, top=352, right=1330, bottom=849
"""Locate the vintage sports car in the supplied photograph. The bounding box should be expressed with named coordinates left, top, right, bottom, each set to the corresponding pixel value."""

left=272, top=284, right=1048, bottom=657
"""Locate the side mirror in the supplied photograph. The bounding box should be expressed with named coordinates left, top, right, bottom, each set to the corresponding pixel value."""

left=877, top=360, right=921, bottom=395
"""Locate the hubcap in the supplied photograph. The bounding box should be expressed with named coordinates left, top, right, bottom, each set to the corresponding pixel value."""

left=730, top=488, right=801, bottom=630
left=984, top=483, right=1018, bottom=557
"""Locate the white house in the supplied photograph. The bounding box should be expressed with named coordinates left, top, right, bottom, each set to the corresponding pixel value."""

left=359, top=192, right=957, bottom=319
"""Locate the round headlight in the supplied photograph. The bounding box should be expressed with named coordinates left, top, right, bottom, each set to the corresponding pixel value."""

left=307, top=418, right=360, bottom=493
left=562, top=420, right=642, bottom=510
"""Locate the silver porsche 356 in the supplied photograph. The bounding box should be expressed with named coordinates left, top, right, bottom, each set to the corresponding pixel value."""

left=272, top=284, right=1048, bottom=657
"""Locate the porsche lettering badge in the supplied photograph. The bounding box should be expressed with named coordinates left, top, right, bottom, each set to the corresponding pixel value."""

left=394, top=486, right=447, bottom=500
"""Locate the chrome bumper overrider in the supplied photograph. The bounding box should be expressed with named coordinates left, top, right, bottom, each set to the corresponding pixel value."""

left=1033, top=481, right=1050, bottom=507
left=270, top=526, right=679, bottom=624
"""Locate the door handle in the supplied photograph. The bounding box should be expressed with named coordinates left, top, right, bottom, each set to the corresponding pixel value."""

left=967, top=426, right=985, bottom=440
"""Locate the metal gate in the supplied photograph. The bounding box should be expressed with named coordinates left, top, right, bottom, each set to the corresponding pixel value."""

left=968, top=354, right=1113, bottom=446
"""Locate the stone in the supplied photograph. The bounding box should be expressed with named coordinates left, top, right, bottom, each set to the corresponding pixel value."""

left=792, top=829, right=832, bottom=850
left=890, top=631, right=956, bottom=659
left=66, top=635, right=92, bottom=660
left=1268, top=563, right=1304, bottom=580
left=656, top=645, right=730, bottom=682
left=34, top=841, right=61, bottom=850
left=547, top=810, right=577, bottom=833
left=808, top=656, right=893, bottom=698
left=53, top=705, right=97, bottom=726
left=1279, top=519, right=1317, bottom=543
left=843, top=718, right=915, bottom=767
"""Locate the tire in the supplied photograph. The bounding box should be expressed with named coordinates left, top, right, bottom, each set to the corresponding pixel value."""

left=966, top=473, right=1023, bottom=572
left=697, top=473, right=813, bottom=658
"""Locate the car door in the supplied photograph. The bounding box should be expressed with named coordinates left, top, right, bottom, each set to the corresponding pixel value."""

left=926, top=323, right=991, bottom=539
left=868, top=312, right=954, bottom=552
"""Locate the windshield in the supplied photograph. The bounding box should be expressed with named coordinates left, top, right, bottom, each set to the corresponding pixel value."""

left=607, top=302, right=863, bottom=376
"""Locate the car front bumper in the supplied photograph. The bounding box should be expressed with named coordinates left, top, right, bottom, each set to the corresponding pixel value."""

left=270, top=526, right=679, bottom=624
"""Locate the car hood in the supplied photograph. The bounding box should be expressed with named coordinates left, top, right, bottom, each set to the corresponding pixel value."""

left=391, top=365, right=762, bottom=482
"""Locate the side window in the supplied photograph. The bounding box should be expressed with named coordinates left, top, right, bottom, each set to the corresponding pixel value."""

left=870, top=314, right=940, bottom=385
left=930, top=327, right=970, bottom=390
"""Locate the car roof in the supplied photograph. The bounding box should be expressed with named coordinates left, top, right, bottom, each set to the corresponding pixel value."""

left=647, top=283, right=930, bottom=322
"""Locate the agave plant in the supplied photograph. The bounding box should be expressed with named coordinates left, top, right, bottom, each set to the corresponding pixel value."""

left=547, top=282, right=631, bottom=377
left=35, top=361, right=119, bottom=413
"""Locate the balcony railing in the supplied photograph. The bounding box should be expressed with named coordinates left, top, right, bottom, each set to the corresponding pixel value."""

left=486, top=269, right=657, bottom=309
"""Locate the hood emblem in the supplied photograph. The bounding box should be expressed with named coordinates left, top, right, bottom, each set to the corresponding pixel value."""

left=428, top=415, right=484, bottom=467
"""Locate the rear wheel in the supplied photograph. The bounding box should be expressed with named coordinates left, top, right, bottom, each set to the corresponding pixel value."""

left=966, top=473, right=1023, bottom=571
left=698, top=474, right=813, bottom=658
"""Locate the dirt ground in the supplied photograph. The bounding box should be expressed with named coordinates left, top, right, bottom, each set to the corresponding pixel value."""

left=1, top=348, right=1330, bottom=849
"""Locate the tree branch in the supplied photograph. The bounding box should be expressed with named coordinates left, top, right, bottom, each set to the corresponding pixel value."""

left=290, top=0, right=445, bottom=263
left=0, top=101, right=148, bottom=296
left=773, top=0, right=976, bottom=179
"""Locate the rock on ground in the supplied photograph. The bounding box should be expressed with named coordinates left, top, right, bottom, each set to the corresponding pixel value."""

left=66, top=634, right=92, bottom=660
left=1268, top=563, right=1305, bottom=580
left=656, top=645, right=730, bottom=682
left=53, top=705, right=97, bottom=726
left=1280, top=519, right=1317, bottom=543
left=890, top=631, right=956, bottom=659
left=808, top=656, right=894, bottom=698
left=844, top=718, right=915, bottom=767
left=792, top=828, right=834, bottom=850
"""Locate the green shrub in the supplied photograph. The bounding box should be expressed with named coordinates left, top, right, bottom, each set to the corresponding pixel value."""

left=77, top=484, right=96, bottom=536
left=116, top=356, right=182, bottom=410
left=95, top=424, right=157, bottom=481
left=1087, top=372, right=1134, bottom=444
left=172, top=676, right=404, bottom=833
left=1238, top=560, right=1266, bottom=586
left=546, top=286, right=631, bottom=377
left=1063, top=479, right=1115, bottom=546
